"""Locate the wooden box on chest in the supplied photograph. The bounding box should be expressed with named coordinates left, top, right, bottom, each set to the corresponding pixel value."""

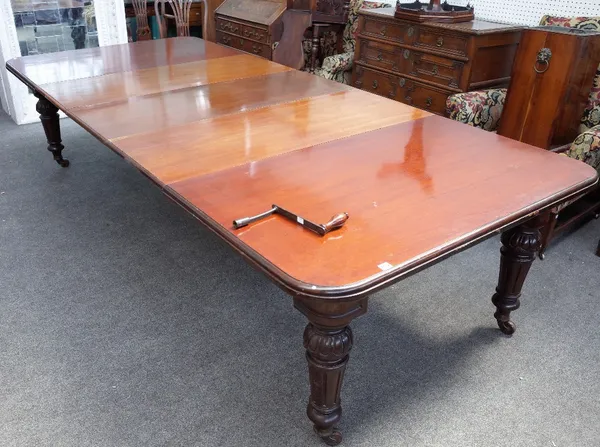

left=498, top=27, right=600, bottom=149
left=351, top=8, right=522, bottom=115
left=215, top=0, right=286, bottom=59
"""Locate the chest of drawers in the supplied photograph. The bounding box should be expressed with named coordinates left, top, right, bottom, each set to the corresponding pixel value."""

left=351, top=8, right=522, bottom=115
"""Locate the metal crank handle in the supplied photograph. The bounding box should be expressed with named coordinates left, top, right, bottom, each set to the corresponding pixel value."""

left=318, top=213, right=349, bottom=235
left=232, top=207, right=277, bottom=229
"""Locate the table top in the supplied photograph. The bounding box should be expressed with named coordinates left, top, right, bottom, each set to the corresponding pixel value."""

left=6, top=37, right=597, bottom=299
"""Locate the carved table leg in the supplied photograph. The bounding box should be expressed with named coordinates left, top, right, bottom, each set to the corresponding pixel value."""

left=492, top=214, right=546, bottom=335
left=34, top=94, right=69, bottom=167
left=295, top=297, right=368, bottom=445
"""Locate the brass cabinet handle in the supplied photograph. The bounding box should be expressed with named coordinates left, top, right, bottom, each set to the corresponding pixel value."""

left=252, top=44, right=263, bottom=54
left=399, top=77, right=406, bottom=87
left=240, top=39, right=244, bottom=46
left=380, top=26, right=387, bottom=36
left=432, top=65, right=438, bottom=75
left=377, top=52, right=383, bottom=61
left=404, top=95, right=413, bottom=104
left=388, top=90, right=396, bottom=98
left=222, top=35, right=231, bottom=44
left=407, top=26, right=415, bottom=37
left=403, top=49, right=410, bottom=59
left=436, top=36, right=444, bottom=47
left=372, top=80, right=378, bottom=89
left=425, top=97, right=433, bottom=108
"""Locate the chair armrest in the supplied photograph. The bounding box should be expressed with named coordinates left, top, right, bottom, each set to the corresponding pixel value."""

left=566, top=125, right=600, bottom=171
left=446, top=88, right=507, bottom=132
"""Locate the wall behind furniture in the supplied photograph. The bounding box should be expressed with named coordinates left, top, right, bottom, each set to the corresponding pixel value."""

left=426, top=0, right=600, bottom=25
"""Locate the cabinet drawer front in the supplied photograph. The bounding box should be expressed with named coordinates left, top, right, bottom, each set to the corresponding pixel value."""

left=356, top=39, right=407, bottom=73
left=415, top=29, right=468, bottom=56
left=216, top=18, right=242, bottom=36
left=242, top=24, right=269, bottom=44
left=217, top=31, right=272, bottom=58
left=410, top=52, right=463, bottom=89
left=353, top=65, right=448, bottom=115
left=360, top=16, right=408, bottom=44
left=189, top=4, right=203, bottom=26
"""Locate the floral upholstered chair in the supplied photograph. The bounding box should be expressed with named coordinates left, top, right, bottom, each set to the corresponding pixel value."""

left=303, top=0, right=391, bottom=84
left=446, top=15, right=600, bottom=257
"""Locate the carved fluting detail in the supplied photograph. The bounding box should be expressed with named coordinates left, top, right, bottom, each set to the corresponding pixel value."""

left=304, top=324, right=353, bottom=363
left=492, top=217, right=545, bottom=335
left=304, top=323, right=353, bottom=446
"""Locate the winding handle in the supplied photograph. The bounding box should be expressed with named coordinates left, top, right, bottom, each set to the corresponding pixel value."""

left=320, top=213, right=349, bottom=234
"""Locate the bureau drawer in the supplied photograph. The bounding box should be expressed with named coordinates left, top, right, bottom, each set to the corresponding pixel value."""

left=217, top=31, right=272, bottom=58
left=353, top=65, right=448, bottom=115
left=216, top=18, right=242, bottom=36
left=360, top=16, right=409, bottom=44
left=355, top=38, right=408, bottom=73
left=415, top=29, right=468, bottom=57
left=242, top=24, right=269, bottom=44
left=409, top=51, right=464, bottom=89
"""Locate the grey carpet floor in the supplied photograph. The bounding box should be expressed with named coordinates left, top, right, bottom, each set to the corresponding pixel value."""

left=0, top=110, right=599, bottom=447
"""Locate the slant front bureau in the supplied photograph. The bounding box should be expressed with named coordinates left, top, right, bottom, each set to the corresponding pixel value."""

left=352, top=7, right=522, bottom=115
left=6, top=37, right=597, bottom=445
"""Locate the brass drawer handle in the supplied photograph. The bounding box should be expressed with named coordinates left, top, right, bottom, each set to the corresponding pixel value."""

left=377, top=52, right=383, bottom=61
left=222, top=35, right=231, bottom=44
left=388, top=90, right=396, bottom=98
left=252, top=44, right=263, bottom=54
left=399, top=78, right=406, bottom=87
left=403, top=49, right=410, bottom=59
left=240, top=39, right=244, bottom=46
left=372, top=80, right=378, bottom=89
left=436, top=36, right=444, bottom=47
left=380, top=26, right=386, bottom=36
left=432, top=65, right=438, bottom=75
left=407, top=26, right=415, bottom=37
left=425, top=97, right=433, bottom=108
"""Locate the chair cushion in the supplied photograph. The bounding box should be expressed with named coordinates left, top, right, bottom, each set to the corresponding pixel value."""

left=539, top=15, right=600, bottom=133
left=566, top=124, right=600, bottom=171
left=446, top=89, right=507, bottom=131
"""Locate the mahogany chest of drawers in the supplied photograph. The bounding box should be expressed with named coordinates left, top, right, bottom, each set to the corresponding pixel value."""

left=351, top=8, right=522, bottom=115
left=214, top=0, right=286, bottom=60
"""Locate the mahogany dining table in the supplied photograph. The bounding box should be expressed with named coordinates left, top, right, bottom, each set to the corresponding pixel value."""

left=6, top=37, right=598, bottom=445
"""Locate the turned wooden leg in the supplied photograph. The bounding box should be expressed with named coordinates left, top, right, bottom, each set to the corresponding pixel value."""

left=310, top=25, right=320, bottom=73
left=492, top=214, right=546, bottom=335
left=295, top=297, right=368, bottom=445
left=34, top=94, right=69, bottom=167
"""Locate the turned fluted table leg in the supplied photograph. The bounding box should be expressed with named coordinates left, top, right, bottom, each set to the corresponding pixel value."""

left=295, top=296, right=368, bottom=445
left=34, top=93, right=69, bottom=167
left=492, top=214, right=547, bottom=335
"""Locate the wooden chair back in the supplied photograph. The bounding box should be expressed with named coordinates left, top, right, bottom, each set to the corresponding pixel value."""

left=132, top=0, right=152, bottom=40
left=156, top=0, right=205, bottom=38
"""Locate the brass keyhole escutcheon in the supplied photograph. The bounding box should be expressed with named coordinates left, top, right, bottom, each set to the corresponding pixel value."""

left=377, top=53, right=383, bottom=61
left=436, top=36, right=444, bottom=47
left=399, top=78, right=406, bottom=87
left=425, top=97, right=433, bottom=108
left=372, top=80, right=379, bottom=89
left=240, top=39, right=244, bottom=46
left=403, top=49, right=410, bottom=59
left=408, top=26, right=415, bottom=37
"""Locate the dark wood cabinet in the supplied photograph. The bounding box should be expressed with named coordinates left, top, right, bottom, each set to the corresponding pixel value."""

left=351, top=8, right=522, bottom=115
left=498, top=26, right=600, bottom=149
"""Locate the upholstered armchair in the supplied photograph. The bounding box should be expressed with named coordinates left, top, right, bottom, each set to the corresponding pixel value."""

left=446, top=15, right=600, bottom=257
left=304, top=0, right=391, bottom=84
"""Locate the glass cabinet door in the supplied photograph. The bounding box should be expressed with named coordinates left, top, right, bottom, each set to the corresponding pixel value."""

left=0, top=0, right=127, bottom=124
